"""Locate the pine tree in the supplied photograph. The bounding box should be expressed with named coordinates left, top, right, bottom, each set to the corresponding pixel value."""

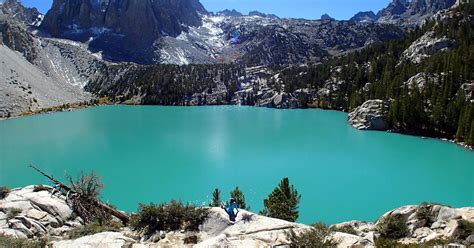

left=468, top=120, right=474, bottom=146
left=230, top=187, right=248, bottom=210
left=211, top=188, right=221, bottom=207
left=261, top=177, right=301, bottom=222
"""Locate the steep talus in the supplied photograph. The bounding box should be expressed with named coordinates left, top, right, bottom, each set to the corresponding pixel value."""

left=0, top=4, right=97, bottom=118
left=0, top=44, right=92, bottom=118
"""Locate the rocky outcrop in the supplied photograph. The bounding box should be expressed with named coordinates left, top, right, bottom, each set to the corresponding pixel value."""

left=348, top=99, right=390, bottom=130
left=402, top=31, right=455, bottom=64
left=377, top=204, right=474, bottom=245
left=331, top=204, right=474, bottom=247
left=403, top=72, right=440, bottom=91
left=0, top=186, right=80, bottom=239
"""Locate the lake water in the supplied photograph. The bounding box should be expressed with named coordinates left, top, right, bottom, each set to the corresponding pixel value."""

left=1, top=105, right=473, bottom=224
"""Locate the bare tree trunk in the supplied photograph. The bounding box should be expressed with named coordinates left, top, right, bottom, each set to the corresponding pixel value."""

left=29, top=165, right=130, bottom=224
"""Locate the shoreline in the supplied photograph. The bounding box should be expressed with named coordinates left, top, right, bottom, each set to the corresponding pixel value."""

left=1, top=102, right=472, bottom=151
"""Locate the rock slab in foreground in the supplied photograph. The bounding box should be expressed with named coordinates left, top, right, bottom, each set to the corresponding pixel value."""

left=1, top=186, right=473, bottom=247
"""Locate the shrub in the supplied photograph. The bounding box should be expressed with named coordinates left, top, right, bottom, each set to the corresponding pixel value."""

left=0, top=235, right=48, bottom=248
left=230, top=186, right=248, bottom=210
left=377, top=214, right=409, bottom=239
left=66, top=171, right=111, bottom=223
left=129, top=201, right=209, bottom=235
left=68, top=221, right=120, bottom=239
left=241, top=212, right=254, bottom=223
left=261, top=177, right=301, bottom=222
left=6, top=208, right=22, bottom=220
left=0, top=187, right=10, bottom=199
left=287, top=222, right=338, bottom=248
left=330, top=225, right=358, bottom=235
left=183, top=235, right=198, bottom=244
left=415, top=204, right=435, bottom=228
left=455, top=220, right=474, bottom=241
left=67, top=171, right=104, bottom=199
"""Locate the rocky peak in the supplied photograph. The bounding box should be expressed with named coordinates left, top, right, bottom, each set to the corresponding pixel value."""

left=377, top=0, right=409, bottom=18
left=248, top=10, right=279, bottom=19
left=216, top=9, right=243, bottom=17
left=321, top=13, right=335, bottom=21
left=350, top=11, right=377, bottom=23
left=0, top=0, right=42, bottom=25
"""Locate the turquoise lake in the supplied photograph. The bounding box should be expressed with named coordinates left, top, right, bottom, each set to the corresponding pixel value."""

left=1, top=105, right=473, bottom=224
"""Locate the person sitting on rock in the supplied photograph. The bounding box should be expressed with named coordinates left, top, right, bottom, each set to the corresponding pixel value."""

left=51, top=184, right=61, bottom=196
left=223, top=198, right=239, bottom=222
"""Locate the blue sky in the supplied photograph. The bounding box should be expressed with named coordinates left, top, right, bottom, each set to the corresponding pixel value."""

left=21, top=0, right=390, bottom=20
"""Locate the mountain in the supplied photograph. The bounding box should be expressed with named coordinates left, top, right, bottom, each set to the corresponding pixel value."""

left=216, top=9, right=243, bottom=17
left=248, top=10, right=279, bottom=19
left=37, top=0, right=404, bottom=65
left=377, top=0, right=456, bottom=26
left=350, top=11, right=377, bottom=23
left=40, top=0, right=207, bottom=64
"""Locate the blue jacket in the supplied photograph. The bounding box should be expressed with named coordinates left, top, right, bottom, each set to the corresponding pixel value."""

left=227, top=202, right=238, bottom=215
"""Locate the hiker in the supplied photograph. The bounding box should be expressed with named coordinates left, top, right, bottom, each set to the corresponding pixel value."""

left=223, top=198, right=239, bottom=222
left=51, top=184, right=61, bottom=196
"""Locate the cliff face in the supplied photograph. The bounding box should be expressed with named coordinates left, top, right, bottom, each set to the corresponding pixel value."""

left=40, top=0, right=207, bottom=63
left=42, top=0, right=206, bottom=37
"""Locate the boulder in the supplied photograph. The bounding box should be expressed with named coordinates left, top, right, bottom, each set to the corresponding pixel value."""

left=332, top=232, right=375, bottom=248
left=348, top=99, right=390, bottom=130
left=198, top=208, right=309, bottom=247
